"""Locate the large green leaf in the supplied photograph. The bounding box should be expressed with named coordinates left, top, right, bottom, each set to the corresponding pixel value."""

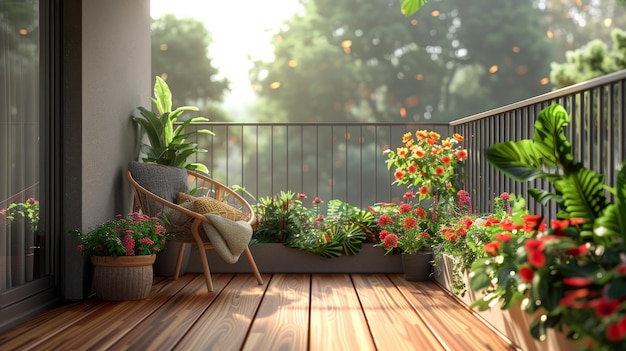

left=533, top=104, right=573, bottom=170
left=553, top=168, right=610, bottom=236
left=485, top=140, right=546, bottom=182
left=595, top=163, right=626, bottom=243
left=401, top=0, right=428, bottom=17
left=153, top=76, right=172, bottom=114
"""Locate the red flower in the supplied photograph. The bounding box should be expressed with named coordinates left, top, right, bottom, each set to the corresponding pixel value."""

left=569, top=217, right=585, bottom=226
left=379, top=230, right=390, bottom=241
left=528, top=250, right=546, bottom=268
left=403, top=191, right=415, bottom=199
left=606, top=323, right=625, bottom=342
left=399, top=203, right=412, bottom=213
left=419, top=186, right=429, bottom=195
left=484, top=241, right=501, bottom=256
left=312, top=196, right=324, bottom=204
left=407, top=163, right=418, bottom=174
left=563, top=277, right=594, bottom=287
left=441, top=155, right=451, bottom=166
left=414, top=207, right=427, bottom=218
left=567, top=243, right=589, bottom=257
left=383, top=233, right=398, bottom=248
left=403, top=217, right=417, bottom=229
left=499, top=192, right=510, bottom=200
left=378, top=214, right=393, bottom=227
left=550, top=219, right=571, bottom=235
left=523, top=215, right=544, bottom=231
left=594, top=298, right=620, bottom=318
left=525, top=239, right=545, bottom=252
left=297, top=193, right=307, bottom=199
left=419, top=231, right=431, bottom=238
left=494, top=232, right=512, bottom=243
left=519, top=266, right=534, bottom=283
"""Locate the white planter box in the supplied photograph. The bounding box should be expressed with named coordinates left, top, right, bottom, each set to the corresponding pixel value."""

left=187, top=243, right=403, bottom=274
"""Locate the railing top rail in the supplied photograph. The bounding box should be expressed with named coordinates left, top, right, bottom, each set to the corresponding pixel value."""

left=181, top=121, right=451, bottom=127
left=450, top=69, right=626, bottom=125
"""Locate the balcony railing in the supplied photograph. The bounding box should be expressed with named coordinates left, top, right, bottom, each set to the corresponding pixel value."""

left=186, top=69, right=626, bottom=217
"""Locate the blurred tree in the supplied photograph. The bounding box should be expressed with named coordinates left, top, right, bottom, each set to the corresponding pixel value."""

left=250, top=0, right=552, bottom=123
left=151, top=14, right=230, bottom=120
left=550, top=27, right=626, bottom=88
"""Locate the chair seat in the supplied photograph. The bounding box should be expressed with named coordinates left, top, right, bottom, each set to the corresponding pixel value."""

left=127, top=162, right=263, bottom=292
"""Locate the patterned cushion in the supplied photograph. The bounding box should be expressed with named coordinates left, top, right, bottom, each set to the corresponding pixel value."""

left=128, top=161, right=189, bottom=202
left=163, top=200, right=193, bottom=226
left=177, top=192, right=245, bottom=221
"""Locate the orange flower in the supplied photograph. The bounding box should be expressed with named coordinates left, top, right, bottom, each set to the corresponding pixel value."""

left=407, top=163, right=418, bottom=174
left=484, top=241, right=501, bottom=256
left=396, top=147, right=409, bottom=159
left=402, top=132, right=413, bottom=144
left=419, top=186, right=429, bottom=195
left=429, top=131, right=441, bottom=141
left=452, top=133, right=464, bottom=142
left=435, top=166, right=445, bottom=176
left=426, top=138, right=436, bottom=146
left=416, top=130, right=429, bottom=140
left=394, top=169, right=406, bottom=181
left=413, top=147, right=426, bottom=159
left=455, top=149, right=468, bottom=161
left=441, top=155, right=451, bottom=166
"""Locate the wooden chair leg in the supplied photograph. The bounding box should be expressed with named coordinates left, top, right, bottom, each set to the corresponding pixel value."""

left=198, top=247, right=214, bottom=292
left=244, top=247, right=264, bottom=285
left=173, top=242, right=186, bottom=280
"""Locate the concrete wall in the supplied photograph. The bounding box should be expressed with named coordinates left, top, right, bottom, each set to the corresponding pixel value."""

left=63, top=0, right=151, bottom=300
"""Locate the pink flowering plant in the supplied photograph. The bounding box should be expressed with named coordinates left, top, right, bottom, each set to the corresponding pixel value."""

left=72, top=212, right=170, bottom=257
left=1, top=197, right=40, bottom=231
left=371, top=191, right=434, bottom=255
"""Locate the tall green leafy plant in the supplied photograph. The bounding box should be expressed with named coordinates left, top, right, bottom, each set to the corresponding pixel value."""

left=469, top=103, right=626, bottom=348
left=133, top=76, right=214, bottom=173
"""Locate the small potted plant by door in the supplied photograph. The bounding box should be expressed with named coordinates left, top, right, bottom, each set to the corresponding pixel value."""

left=72, top=212, right=170, bottom=300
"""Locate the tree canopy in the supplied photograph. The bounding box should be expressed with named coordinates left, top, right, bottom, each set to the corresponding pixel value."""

left=151, top=15, right=230, bottom=113
left=250, top=0, right=553, bottom=123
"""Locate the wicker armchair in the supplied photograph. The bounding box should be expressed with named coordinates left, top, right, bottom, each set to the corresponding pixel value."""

left=127, top=162, right=263, bottom=292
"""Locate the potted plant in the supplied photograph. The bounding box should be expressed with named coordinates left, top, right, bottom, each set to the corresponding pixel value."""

left=1, top=197, right=41, bottom=281
left=468, top=103, right=626, bottom=350
left=133, top=76, right=214, bottom=173
left=71, top=212, right=170, bottom=301
left=371, top=195, right=435, bottom=281
left=251, top=190, right=374, bottom=258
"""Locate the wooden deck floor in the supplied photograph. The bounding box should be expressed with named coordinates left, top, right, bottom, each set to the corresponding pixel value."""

left=0, top=273, right=519, bottom=351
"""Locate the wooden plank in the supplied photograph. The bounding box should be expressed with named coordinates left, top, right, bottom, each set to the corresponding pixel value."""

left=242, top=273, right=310, bottom=351
left=174, top=273, right=270, bottom=350
left=0, top=299, right=105, bottom=350
left=390, top=275, right=519, bottom=351
left=352, top=274, right=445, bottom=351
left=309, top=274, right=376, bottom=351
left=32, top=273, right=198, bottom=350
left=108, top=273, right=236, bottom=350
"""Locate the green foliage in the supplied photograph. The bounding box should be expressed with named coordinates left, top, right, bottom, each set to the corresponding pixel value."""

left=551, top=28, right=626, bottom=89
left=470, top=103, right=626, bottom=349
left=252, top=192, right=371, bottom=258
left=133, top=76, right=214, bottom=173
left=71, top=213, right=171, bottom=257
left=1, top=197, right=39, bottom=231
left=401, top=0, right=428, bottom=17
left=486, top=104, right=610, bottom=236
left=151, top=15, right=230, bottom=109
left=251, top=0, right=553, bottom=123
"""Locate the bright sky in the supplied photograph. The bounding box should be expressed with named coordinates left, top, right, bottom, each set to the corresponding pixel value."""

left=150, top=0, right=302, bottom=108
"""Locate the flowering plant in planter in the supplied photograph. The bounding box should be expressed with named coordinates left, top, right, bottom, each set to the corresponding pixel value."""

left=384, top=130, right=467, bottom=233
left=434, top=191, right=528, bottom=296
left=469, top=103, right=626, bottom=350
left=371, top=191, right=434, bottom=255
left=72, top=212, right=170, bottom=257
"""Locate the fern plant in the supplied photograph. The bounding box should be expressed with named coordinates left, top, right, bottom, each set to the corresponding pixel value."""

left=133, top=76, right=214, bottom=173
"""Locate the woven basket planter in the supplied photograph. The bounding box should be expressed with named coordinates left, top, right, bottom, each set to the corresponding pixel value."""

left=91, top=255, right=156, bottom=301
